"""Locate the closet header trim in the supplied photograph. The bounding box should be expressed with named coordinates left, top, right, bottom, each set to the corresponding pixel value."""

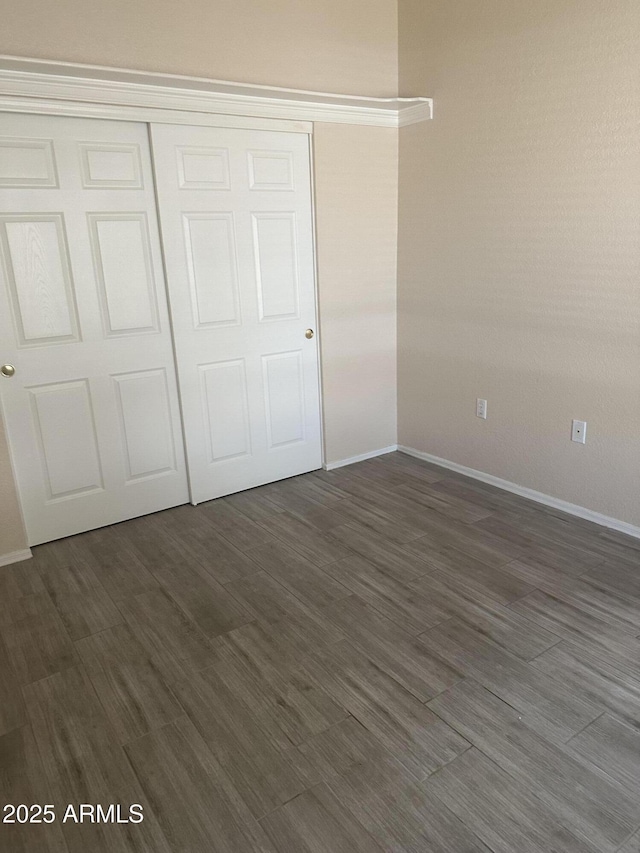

left=0, top=56, right=433, bottom=129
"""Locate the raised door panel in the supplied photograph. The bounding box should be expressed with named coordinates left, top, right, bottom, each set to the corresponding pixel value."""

left=199, top=360, right=251, bottom=463
left=252, top=213, right=300, bottom=321
left=88, top=213, right=160, bottom=335
left=183, top=213, right=240, bottom=328
left=79, top=142, right=143, bottom=189
left=0, top=215, right=80, bottom=346
left=0, top=137, right=58, bottom=188
left=29, top=379, right=103, bottom=500
left=112, top=369, right=177, bottom=480
left=176, top=146, right=230, bottom=190
left=248, top=150, right=294, bottom=191
left=262, top=351, right=305, bottom=448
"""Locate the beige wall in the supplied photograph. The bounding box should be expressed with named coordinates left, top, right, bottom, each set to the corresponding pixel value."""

left=0, top=1, right=399, bottom=556
left=0, top=0, right=397, bottom=96
left=314, top=123, right=398, bottom=463
left=398, top=0, right=640, bottom=526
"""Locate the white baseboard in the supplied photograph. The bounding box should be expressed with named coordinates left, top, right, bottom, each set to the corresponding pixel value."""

left=398, top=445, right=640, bottom=541
left=0, top=548, right=32, bottom=567
left=324, top=445, right=398, bottom=471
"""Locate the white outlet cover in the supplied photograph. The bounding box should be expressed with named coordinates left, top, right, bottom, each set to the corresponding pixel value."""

left=571, top=419, right=587, bottom=444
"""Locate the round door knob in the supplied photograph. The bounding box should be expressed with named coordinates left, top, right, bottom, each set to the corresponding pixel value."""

left=0, top=364, right=15, bottom=378
left=305, top=329, right=314, bottom=339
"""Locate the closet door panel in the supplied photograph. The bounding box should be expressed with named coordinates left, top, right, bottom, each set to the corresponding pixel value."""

left=151, top=124, right=322, bottom=503
left=0, top=113, right=188, bottom=545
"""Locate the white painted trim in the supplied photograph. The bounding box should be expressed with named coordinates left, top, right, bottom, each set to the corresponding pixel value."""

left=0, top=56, right=432, bottom=128
left=0, top=548, right=32, bottom=567
left=324, top=445, right=398, bottom=471
left=398, top=446, right=640, bottom=541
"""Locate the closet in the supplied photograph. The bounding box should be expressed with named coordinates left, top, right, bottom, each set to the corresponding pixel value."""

left=0, top=112, right=322, bottom=545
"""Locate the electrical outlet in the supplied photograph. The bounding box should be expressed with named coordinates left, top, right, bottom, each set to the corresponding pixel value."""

left=476, top=398, right=487, bottom=419
left=571, top=419, right=587, bottom=444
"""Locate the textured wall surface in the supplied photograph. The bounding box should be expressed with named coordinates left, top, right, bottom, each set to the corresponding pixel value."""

left=398, top=0, right=640, bottom=526
left=314, top=123, right=398, bottom=463
left=0, top=0, right=397, bottom=96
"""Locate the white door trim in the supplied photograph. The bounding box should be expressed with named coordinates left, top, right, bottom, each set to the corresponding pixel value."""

left=0, top=55, right=432, bottom=129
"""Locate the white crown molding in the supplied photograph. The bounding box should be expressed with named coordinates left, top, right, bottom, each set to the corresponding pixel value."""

left=398, top=445, right=640, bottom=541
left=0, top=56, right=432, bottom=128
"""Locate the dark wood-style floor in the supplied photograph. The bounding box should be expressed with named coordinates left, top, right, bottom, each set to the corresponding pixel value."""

left=2, top=451, right=640, bottom=852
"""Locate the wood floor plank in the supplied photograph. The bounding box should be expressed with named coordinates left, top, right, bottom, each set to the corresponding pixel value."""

left=329, top=523, right=432, bottom=583
left=410, top=570, right=560, bottom=660
left=402, top=536, right=535, bottom=604
left=264, top=511, right=353, bottom=566
left=420, top=618, right=600, bottom=742
left=398, top=511, right=524, bottom=568
left=245, top=540, right=351, bottom=608
left=267, top=472, right=351, bottom=507
left=374, top=450, right=448, bottom=484
left=568, top=713, right=640, bottom=794
left=224, top=486, right=285, bottom=523
left=69, top=528, right=159, bottom=602
left=38, top=559, right=121, bottom=640
left=502, top=561, right=640, bottom=634
left=125, top=716, right=277, bottom=853
left=208, top=634, right=348, bottom=748
left=260, top=783, right=387, bottom=853
left=0, top=560, right=48, bottom=626
left=75, top=622, right=183, bottom=745
left=296, top=716, right=395, bottom=783
left=123, top=518, right=255, bottom=637
left=324, top=745, right=494, bottom=853
left=584, top=557, right=640, bottom=600
left=0, top=633, right=27, bottom=736
left=619, top=830, right=640, bottom=853
left=428, top=678, right=640, bottom=852
left=329, top=497, right=427, bottom=543
left=1, top=592, right=77, bottom=685
left=121, top=510, right=255, bottom=588
left=426, top=747, right=598, bottom=853
left=225, top=570, right=343, bottom=648
left=346, top=457, right=421, bottom=489
left=302, top=640, right=470, bottom=780
left=394, top=480, right=493, bottom=524
left=192, top=501, right=276, bottom=552
left=165, top=575, right=254, bottom=638
left=323, top=553, right=452, bottom=633
left=474, top=512, right=604, bottom=572
left=216, top=618, right=322, bottom=679
left=282, top=500, right=347, bottom=533
left=171, top=667, right=313, bottom=819
left=0, top=725, right=69, bottom=852
left=509, top=588, right=640, bottom=659
left=532, top=641, right=640, bottom=728
left=118, top=588, right=217, bottom=684
left=321, top=595, right=462, bottom=702
left=254, top=480, right=347, bottom=529
left=24, top=665, right=171, bottom=853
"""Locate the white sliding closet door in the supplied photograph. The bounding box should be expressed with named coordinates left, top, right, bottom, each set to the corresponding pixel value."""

left=151, top=124, right=322, bottom=503
left=0, top=113, right=189, bottom=545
